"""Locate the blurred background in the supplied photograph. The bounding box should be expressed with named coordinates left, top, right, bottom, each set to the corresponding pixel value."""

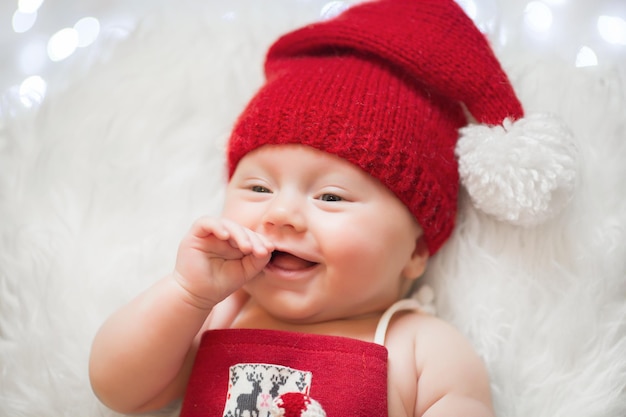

left=1, top=0, right=625, bottom=115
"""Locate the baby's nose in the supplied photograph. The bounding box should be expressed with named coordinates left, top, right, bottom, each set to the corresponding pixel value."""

left=261, top=192, right=306, bottom=233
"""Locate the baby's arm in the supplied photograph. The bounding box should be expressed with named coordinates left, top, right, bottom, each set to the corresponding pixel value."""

left=88, top=217, right=273, bottom=414
left=415, top=317, right=495, bottom=417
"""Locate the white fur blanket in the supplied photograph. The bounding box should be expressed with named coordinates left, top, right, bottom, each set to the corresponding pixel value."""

left=1, top=1, right=624, bottom=416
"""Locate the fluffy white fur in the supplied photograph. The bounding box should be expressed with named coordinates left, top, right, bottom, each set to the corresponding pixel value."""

left=1, top=1, right=624, bottom=416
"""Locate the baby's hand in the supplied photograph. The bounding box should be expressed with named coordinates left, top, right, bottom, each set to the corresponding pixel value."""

left=173, top=217, right=274, bottom=310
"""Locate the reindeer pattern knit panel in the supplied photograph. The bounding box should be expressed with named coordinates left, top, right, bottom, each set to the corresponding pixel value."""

left=179, top=329, right=389, bottom=417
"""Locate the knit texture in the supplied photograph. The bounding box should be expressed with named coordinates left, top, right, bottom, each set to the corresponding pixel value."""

left=179, top=329, right=388, bottom=417
left=271, top=392, right=326, bottom=417
left=227, top=0, right=523, bottom=254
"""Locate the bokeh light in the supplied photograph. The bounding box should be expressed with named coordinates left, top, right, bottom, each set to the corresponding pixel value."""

left=598, top=15, right=626, bottom=45
left=75, top=17, right=100, bottom=48
left=11, top=10, right=37, bottom=33
left=524, top=1, right=553, bottom=34
left=320, top=1, right=349, bottom=20
left=575, top=46, right=599, bottom=68
left=47, top=27, right=79, bottom=62
left=18, top=0, right=44, bottom=14
left=19, top=75, right=47, bottom=107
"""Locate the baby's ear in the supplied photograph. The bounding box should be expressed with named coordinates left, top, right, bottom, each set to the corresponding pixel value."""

left=402, top=236, right=429, bottom=280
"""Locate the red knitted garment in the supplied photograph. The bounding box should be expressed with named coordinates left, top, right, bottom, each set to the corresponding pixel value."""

left=227, top=0, right=522, bottom=254
left=180, top=329, right=388, bottom=417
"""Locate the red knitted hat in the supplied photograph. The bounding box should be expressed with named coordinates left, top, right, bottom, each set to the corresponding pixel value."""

left=228, top=0, right=578, bottom=254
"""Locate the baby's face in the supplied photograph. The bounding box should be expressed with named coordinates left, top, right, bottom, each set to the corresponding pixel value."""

left=222, top=144, right=427, bottom=323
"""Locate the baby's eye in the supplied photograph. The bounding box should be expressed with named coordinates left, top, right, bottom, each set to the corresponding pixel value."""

left=251, top=185, right=271, bottom=193
left=319, top=193, right=343, bottom=202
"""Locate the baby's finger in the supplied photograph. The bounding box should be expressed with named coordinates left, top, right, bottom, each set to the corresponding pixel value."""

left=243, top=228, right=274, bottom=258
left=190, top=216, right=231, bottom=241
left=220, top=219, right=257, bottom=255
left=257, top=233, right=275, bottom=252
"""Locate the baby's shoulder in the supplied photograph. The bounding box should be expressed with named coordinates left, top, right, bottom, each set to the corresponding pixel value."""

left=386, top=308, right=448, bottom=335
left=386, top=311, right=474, bottom=358
left=384, top=311, right=493, bottom=416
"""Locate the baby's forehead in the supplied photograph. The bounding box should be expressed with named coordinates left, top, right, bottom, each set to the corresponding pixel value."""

left=234, top=144, right=368, bottom=185
left=235, top=143, right=354, bottom=170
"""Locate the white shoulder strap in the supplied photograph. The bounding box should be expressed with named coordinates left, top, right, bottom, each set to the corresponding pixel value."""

left=373, top=285, right=436, bottom=346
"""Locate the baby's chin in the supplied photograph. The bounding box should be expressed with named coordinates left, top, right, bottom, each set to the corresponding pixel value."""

left=260, top=300, right=388, bottom=329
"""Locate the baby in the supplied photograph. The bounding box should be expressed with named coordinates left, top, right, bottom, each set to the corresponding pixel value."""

left=89, top=0, right=538, bottom=415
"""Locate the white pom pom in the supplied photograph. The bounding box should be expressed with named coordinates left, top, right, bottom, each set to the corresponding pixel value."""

left=456, top=113, right=579, bottom=226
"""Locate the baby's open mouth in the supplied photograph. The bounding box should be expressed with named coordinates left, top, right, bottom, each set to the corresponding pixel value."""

left=269, top=251, right=318, bottom=271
